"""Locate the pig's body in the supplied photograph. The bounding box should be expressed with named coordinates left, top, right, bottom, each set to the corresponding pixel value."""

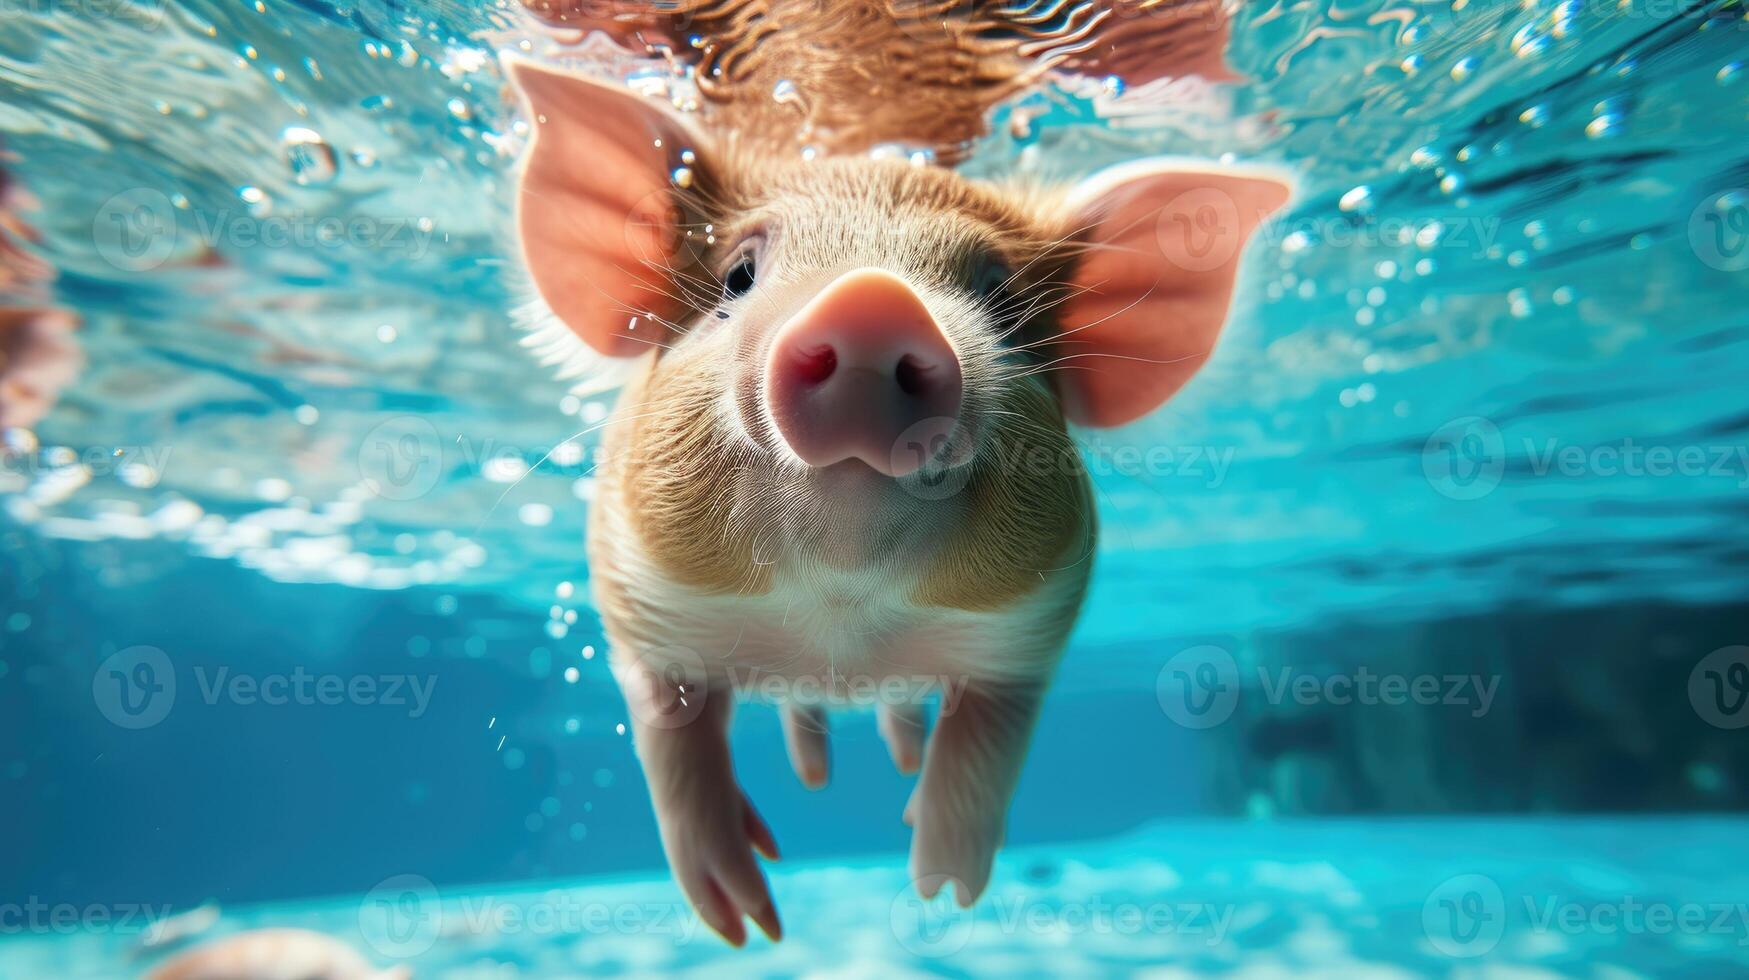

left=507, top=0, right=1289, bottom=945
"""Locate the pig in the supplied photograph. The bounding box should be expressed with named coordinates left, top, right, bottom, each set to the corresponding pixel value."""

left=502, top=4, right=1290, bottom=946
left=0, top=143, right=82, bottom=431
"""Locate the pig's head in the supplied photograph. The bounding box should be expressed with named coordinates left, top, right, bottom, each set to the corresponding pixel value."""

left=507, top=60, right=1289, bottom=606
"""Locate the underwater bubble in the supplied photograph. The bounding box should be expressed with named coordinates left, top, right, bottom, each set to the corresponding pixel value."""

left=1720, top=61, right=1743, bottom=86
left=1450, top=57, right=1478, bottom=82
left=1509, top=289, right=1534, bottom=318
left=771, top=79, right=806, bottom=113
left=671, top=167, right=694, bottom=189
left=519, top=503, right=553, bottom=527
left=1410, top=146, right=1441, bottom=169
left=582, top=645, right=595, bottom=660
left=1586, top=114, right=1622, bottom=139
left=1338, top=186, right=1373, bottom=213
left=1400, top=54, right=1424, bottom=75
left=565, top=718, right=580, bottom=734
left=615, top=723, right=626, bottom=735
left=361, top=94, right=394, bottom=112
left=294, top=405, right=318, bottom=425
left=564, top=666, right=579, bottom=683
left=1519, top=104, right=1550, bottom=128
left=2, top=428, right=38, bottom=455
left=446, top=97, right=472, bottom=121
left=1440, top=173, right=1465, bottom=195
left=569, top=823, right=587, bottom=841
left=593, top=768, right=614, bottom=788
left=350, top=148, right=378, bottom=168
left=1101, top=75, right=1124, bottom=98
left=376, top=324, right=397, bottom=343
left=1553, top=286, right=1576, bottom=306
left=556, top=580, right=574, bottom=599
left=282, top=127, right=338, bottom=186
left=237, top=186, right=272, bottom=217
left=119, top=463, right=159, bottom=489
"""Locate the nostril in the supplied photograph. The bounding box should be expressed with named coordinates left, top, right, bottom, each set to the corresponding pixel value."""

left=790, top=344, right=837, bottom=386
left=894, top=354, right=934, bottom=397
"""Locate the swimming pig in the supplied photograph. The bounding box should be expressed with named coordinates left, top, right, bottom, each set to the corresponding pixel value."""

left=502, top=24, right=1288, bottom=945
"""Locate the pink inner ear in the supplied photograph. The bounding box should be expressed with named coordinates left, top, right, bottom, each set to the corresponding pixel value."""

left=508, top=58, right=697, bottom=358
left=1052, top=164, right=1291, bottom=428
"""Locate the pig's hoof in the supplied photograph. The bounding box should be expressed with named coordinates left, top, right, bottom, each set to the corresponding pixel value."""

left=906, top=802, right=1001, bottom=908
left=664, top=791, right=783, bottom=946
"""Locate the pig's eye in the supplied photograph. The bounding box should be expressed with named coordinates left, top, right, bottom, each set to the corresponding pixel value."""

left=723, top=252, right=757, bottom=299
left=973, top=259, right=1011, bottom=304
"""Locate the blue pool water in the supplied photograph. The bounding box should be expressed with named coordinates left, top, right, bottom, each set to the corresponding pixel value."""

left=3, top=1, right=1749, bottom=976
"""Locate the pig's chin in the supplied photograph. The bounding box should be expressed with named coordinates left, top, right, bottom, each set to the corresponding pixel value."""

left=770, top=451, right=979, bottom=572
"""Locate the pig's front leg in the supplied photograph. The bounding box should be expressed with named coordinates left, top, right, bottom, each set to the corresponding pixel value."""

left=620, top=661, right=783, bottom=945
left=904, top=680, right=1044, bottom=907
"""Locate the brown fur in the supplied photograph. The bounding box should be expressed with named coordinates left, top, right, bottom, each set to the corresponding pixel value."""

left=584, top=153, right=1094, bottom=611
left=523, top=0, right=1229, bottom=163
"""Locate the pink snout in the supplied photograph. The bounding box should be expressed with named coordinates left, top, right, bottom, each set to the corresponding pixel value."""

left=765, top=269, right=963, bottom=478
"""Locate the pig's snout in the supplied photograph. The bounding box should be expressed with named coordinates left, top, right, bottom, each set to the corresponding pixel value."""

left=765, top=268, right=963, bottom=478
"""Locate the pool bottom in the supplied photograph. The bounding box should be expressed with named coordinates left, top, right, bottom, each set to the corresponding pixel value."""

left=4, top=816, right=1744, bottom=978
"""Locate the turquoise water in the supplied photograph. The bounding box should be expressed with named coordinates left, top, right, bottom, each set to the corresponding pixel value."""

left=9, top=818, right=1749, bottom=977
left=3, top=1, right=1749, bottom=977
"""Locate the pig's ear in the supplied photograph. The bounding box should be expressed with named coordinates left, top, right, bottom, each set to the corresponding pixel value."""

left=1050, top=160, right=1292, bottom=427
left=505, top=56, right=707, bottom=358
